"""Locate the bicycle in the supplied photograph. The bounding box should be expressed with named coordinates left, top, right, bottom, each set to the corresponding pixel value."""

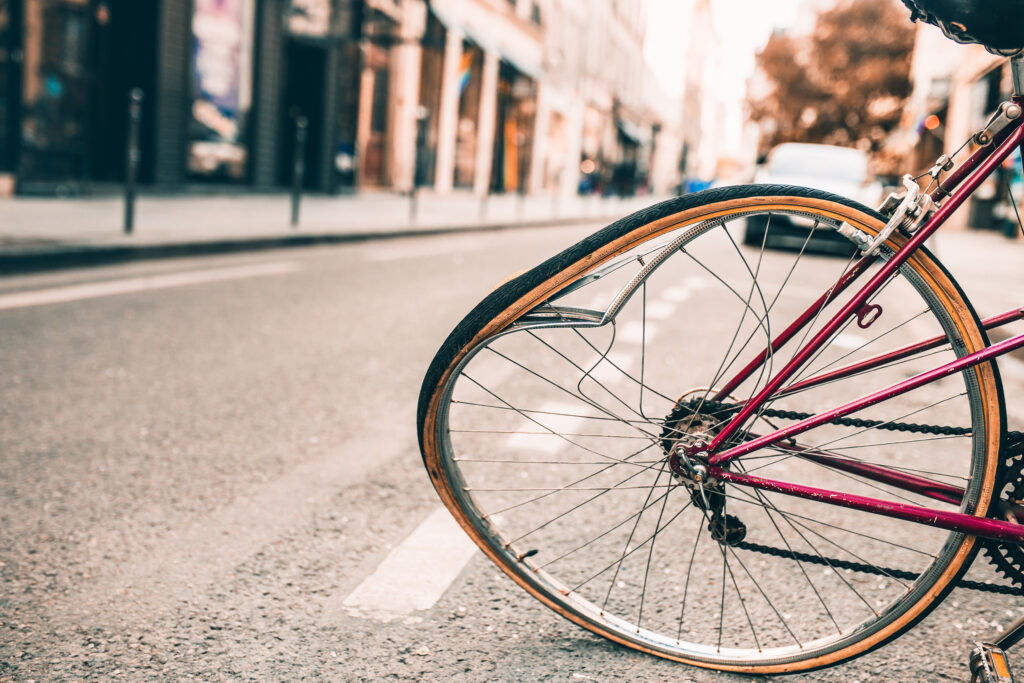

left=418, top=2, right=1024, bottom=678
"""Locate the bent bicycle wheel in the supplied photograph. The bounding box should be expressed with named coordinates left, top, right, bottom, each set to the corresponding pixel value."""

left=417, top=185, right=1004, bottom=674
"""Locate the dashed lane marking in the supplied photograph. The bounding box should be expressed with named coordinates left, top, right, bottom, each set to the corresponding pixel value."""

left=0, top=261, right=302, bottom=310
left=341, top=507, right=478, bottom=622
left=619, top=319, right=657, bottom=345
left=832, top=332, right=867, bottom=350
left=363, top=236, right=485, bottom=262
left=661, top=277, right=708, bottom=303
left=643, top=300, right=675, bottom=320
left=506, top=401, right=586, bottom=454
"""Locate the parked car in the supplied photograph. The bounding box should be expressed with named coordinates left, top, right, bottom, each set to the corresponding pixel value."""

left=744, top=143, right=883, bottom=255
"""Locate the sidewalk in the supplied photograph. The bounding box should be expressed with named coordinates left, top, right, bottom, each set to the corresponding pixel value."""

left=2, top=191, right=1021, bottom=289
left=0, top=191, right=665, bottom=274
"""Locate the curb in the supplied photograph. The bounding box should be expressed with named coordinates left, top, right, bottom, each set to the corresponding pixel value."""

left=0, top=214, right=618, bottom=275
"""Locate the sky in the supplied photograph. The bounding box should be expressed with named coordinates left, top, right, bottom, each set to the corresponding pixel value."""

left=644, top=0, right=805, bottom=100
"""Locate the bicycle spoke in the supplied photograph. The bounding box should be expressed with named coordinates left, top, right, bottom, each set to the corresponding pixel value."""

left=481, top=346, right=663, bottom=443
left=748, top=486, right=880, bottom=619
left=738, top=486, right=843, bottom=634
left=727, top=544, right=802, bottom=647
left=486, top=442, right=662, bottom=517
left=518, top=329, right=670, bottom=435
left=451, top=400, right=657, bottom=425
left=569, top=327, right=678, bottom=406
left=676, top=512, right=705, bottom=642
left=801, top=309, right=931, bottom=379
left=428, top=194, right=997, bottom=665
left=462, top=373, right=646, bottom=462
left=637, top=455, right=677, bottom=630
left=539, top=495, right=693, bottom=570
left=601, top=461, right=670, bottom=611
left=451, top=429, right=652, bottom=439
left=730, top=485, right=919, bottom=590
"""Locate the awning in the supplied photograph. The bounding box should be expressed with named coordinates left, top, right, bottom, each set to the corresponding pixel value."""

left=429, top=0, right=543, bottom=79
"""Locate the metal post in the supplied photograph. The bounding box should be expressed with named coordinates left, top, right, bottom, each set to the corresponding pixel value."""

left=411, top=106, right=430, bottom=225
left=291, top=115, right=308, bottom=228
left=513, top=128, right=528, bottom=219
left=124, top=88, right=143, bottom=234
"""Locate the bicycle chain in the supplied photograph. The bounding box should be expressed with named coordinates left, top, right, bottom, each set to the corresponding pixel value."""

left=733, top=540, right=1024, bottom=597
left=700, top=399, right=976, bottom=436
left=687, top=399, right=1024, bottom=596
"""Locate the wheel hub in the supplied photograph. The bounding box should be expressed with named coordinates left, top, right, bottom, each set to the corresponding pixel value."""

left=661, top=398, right=747, bottom=545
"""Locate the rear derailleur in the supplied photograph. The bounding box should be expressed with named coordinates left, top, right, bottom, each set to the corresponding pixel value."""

left=667, top=444, right=746, bottom=546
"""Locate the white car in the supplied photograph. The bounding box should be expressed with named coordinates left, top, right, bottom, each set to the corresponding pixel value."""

left=744, top=143, right=883, bottom=254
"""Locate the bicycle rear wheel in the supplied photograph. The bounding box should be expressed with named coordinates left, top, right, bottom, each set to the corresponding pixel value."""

left=417, top=185, right=1004, bottom=674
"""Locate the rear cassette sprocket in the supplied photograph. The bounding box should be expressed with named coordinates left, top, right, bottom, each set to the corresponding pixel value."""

left=982, top=433, right=1024, bottom=587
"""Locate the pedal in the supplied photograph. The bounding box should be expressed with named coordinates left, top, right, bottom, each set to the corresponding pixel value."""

left=970, top=641, right=1017, bottom=682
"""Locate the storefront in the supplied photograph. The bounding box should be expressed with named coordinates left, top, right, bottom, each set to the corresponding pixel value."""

left=490, top=60, right=534, bottom=193
left=187, top=0, right=255, bottom=183
left=1, top=0, right=218, bottom=193
left=0, top=0, right=371, bottom=195
left=9, top=0, right=162, bottom=192
left=413, top=10, right=445, bottom=189
left=452, top=40, right=482, bottom=189
left=0, top=1, right=19, bottom=192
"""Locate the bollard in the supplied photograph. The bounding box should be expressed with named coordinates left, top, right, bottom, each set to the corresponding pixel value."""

left=124, top=88, right=143, bottom=235
left=291, top=115, right=308, bottom=228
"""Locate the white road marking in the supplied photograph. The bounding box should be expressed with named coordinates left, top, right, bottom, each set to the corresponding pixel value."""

left=661, top=276, right=708, bottom=303
left=661, top=285, right=692, bottom=302
left=54, top=426, right=404, bottom=630
left=0, top=261, right=302, bottom=310
left=644, top=300, right=675, bottom=320
left=583, top=351, right=636, bottom=389
left=364, top=237, right=484, bottom=262
left=341, top=507, right=477, bottom=621
left=506, top=401, right=585, bottom=454
left=620, top=319, right=656, bottom=345
left=464, top=352, right=516, bottom=392
left=832, top=332, right=867, bottom=350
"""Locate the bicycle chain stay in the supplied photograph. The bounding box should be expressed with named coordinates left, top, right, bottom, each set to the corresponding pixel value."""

left=693, top=399, right=1024, bottom=596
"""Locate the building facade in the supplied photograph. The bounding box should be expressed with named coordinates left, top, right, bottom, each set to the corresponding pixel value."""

left=0, top=0, right=678, bottom=197
left=902, top=22, right=1020, bottom=234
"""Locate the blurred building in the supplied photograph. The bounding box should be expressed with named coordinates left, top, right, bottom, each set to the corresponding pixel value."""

left=0, top=0, right=678, bottom=198
left=902, top=22, right=1020, bottom=234
left=541, top=0, right=681, bottom=198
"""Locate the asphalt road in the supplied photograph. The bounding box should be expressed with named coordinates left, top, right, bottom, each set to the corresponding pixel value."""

left=2, top=222, right=1024, bottom=682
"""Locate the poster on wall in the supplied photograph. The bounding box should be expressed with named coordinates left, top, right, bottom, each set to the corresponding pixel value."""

left=188, top=0, right=254, bottom=180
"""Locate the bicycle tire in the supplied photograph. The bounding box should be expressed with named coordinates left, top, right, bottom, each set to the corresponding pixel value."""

left=417, top=185, right=1004, bottom=674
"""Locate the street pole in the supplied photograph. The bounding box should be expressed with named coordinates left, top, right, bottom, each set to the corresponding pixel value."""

left=516, top=130, right=526, bottom=220
left=411, top=106, right=430, bottom=225
left=291, top=114, right=308, bottom=228
left=124, top=88, right=143, bottom=235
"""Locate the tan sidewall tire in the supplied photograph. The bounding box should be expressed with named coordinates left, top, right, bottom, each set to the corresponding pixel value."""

left=418, top=190, right=1003, bottom=675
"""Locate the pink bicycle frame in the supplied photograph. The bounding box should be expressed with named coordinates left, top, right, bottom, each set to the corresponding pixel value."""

left=700, top=102, right=1024, bottom=544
